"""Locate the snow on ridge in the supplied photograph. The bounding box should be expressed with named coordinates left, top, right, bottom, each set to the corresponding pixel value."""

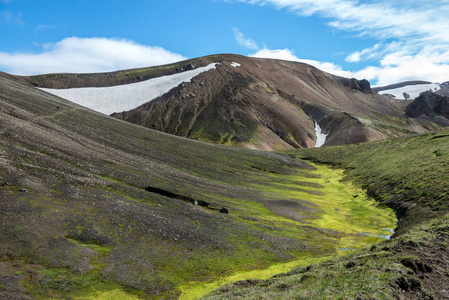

left=40, top=63, right=218, bottom=115
left=231, top=62, right=241, bottom=68
left=314, top=120, right=327, bottom=148
left=380, top=83, right=441, bottom=100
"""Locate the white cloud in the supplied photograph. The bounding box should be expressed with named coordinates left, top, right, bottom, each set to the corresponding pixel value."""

left=236, top=0, right=449, bottom=85
left=346, top=43, right=385, bottom=63
left=34, top=24, right=56, bottom=31
left=249, top=46, right=449, bottom=86
left=355, top=55, right=449, bottom=86
left=250, top=47, right=353, bottom=78
left=238, top=0, right=449, bottom=44
left=233, top=27, right=259, bottom=50
left=0, top=37, right=187, bottom=75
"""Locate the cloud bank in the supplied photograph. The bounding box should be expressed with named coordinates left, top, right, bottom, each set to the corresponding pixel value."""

left=250, top=47, right=352, bottom=78
left=236, top=0, right=449, bottom=85
left=0, top=37, right=187, bottom=75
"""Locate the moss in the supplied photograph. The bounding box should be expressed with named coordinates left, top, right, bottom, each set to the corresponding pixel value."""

left=178, top=164, right=396, bottom=299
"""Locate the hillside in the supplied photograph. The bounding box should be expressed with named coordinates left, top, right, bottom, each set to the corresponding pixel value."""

left=19, top=54, right=441, bottom=151
left=0, top=70, right=397, bottom=299
left=206, top=129, right=449, bottom=299
left=3, top=55, right=449, bottom=299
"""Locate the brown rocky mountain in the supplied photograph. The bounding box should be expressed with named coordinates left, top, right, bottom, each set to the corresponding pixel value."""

left=20, top=54, right=440, bottom=151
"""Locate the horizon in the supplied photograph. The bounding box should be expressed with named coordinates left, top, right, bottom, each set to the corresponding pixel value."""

left=1, top=0, right=449, bottom=86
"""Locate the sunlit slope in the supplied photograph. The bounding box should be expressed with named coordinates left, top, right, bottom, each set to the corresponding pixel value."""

left=206, top=129, right=449, bottom=299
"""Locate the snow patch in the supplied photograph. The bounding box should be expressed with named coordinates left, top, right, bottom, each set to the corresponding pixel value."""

left=231, top=62, right=241, bottom=68
left=380, top=83, right=440, bottom=100
left=40, top=63, right=218, bottom=115
left=314, top=120, right=327, bottom=148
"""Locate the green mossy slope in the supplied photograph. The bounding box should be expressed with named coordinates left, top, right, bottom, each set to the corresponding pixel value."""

left=205, top=129, right=449, bottom=299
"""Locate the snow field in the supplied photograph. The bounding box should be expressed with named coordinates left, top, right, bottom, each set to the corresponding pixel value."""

left=40, top=63, right=218, bottom=115
left=380, top=83, right=441, bottom=100
left=314, top=120, right=327, bottom=147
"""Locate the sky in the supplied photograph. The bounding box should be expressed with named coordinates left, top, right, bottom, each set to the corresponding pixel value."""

left=1, top=0, right=449, bottom=86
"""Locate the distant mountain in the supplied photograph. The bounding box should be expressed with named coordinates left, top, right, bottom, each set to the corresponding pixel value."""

left=374, top=80, right=448, bottom=100
left=19, top=54, right=442, bottom=150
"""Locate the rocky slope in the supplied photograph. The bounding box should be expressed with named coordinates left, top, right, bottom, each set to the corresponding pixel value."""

left=19, top=54, right=438, bottom=150
left=0, top=70, right=396, bottom=299
left=406, top=91, right=449, bottom=126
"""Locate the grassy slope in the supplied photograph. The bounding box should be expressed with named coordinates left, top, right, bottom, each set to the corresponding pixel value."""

left=0, top=72, right=395, bottom=299
left=205, top=130, right=449, bottom=299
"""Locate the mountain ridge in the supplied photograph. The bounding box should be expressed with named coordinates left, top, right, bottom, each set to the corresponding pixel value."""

left=20, top=54, right=443, bottom=150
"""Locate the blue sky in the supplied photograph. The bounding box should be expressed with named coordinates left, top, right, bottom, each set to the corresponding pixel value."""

left=1, top=0, right=449, bottom=85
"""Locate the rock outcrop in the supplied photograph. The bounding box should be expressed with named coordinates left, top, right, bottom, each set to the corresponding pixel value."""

left=406, top=91, right=449, bottom=119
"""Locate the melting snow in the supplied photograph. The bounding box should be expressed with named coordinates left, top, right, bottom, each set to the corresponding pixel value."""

left=380, top=83, right=440, bottom=100
left=314, top=120, right=327, bottom=148
left=40, top=63, right=218, bottom=115
left=231, top=62, right=241, bottom=68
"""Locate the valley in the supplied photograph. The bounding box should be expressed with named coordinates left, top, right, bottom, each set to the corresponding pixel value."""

left=1, top=54, right=449, bottom=299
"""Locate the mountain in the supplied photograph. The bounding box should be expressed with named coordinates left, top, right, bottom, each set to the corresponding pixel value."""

left=2, top=55, right=449, bottom=299
left=18, top=54, right=442, bottom=150
left=374, top=80, right=449, bottom=99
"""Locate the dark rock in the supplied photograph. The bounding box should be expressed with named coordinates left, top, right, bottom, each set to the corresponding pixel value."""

left=406, top=91, right=449, bottom=119
left=219, top=207, right=229, bottom=214
left=338, top=78, right=372, bottom=93
left=403, top=92, right=411, bottom=100
left=346, top=261, right=356, bottom=269
left=184, top=63, right=196, bottom=71
left=395, top=277, right=421, bottom=291
left=197, top=200, right=209, bottom=207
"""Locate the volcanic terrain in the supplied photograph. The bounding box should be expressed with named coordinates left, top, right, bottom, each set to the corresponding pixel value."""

left=19, top=54, right=443, bottom=150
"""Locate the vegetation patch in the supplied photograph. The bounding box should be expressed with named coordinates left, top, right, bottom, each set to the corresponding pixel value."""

left=205, top=129, right=449, bottom=299
left=178, top=164, right=396, bottom=299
